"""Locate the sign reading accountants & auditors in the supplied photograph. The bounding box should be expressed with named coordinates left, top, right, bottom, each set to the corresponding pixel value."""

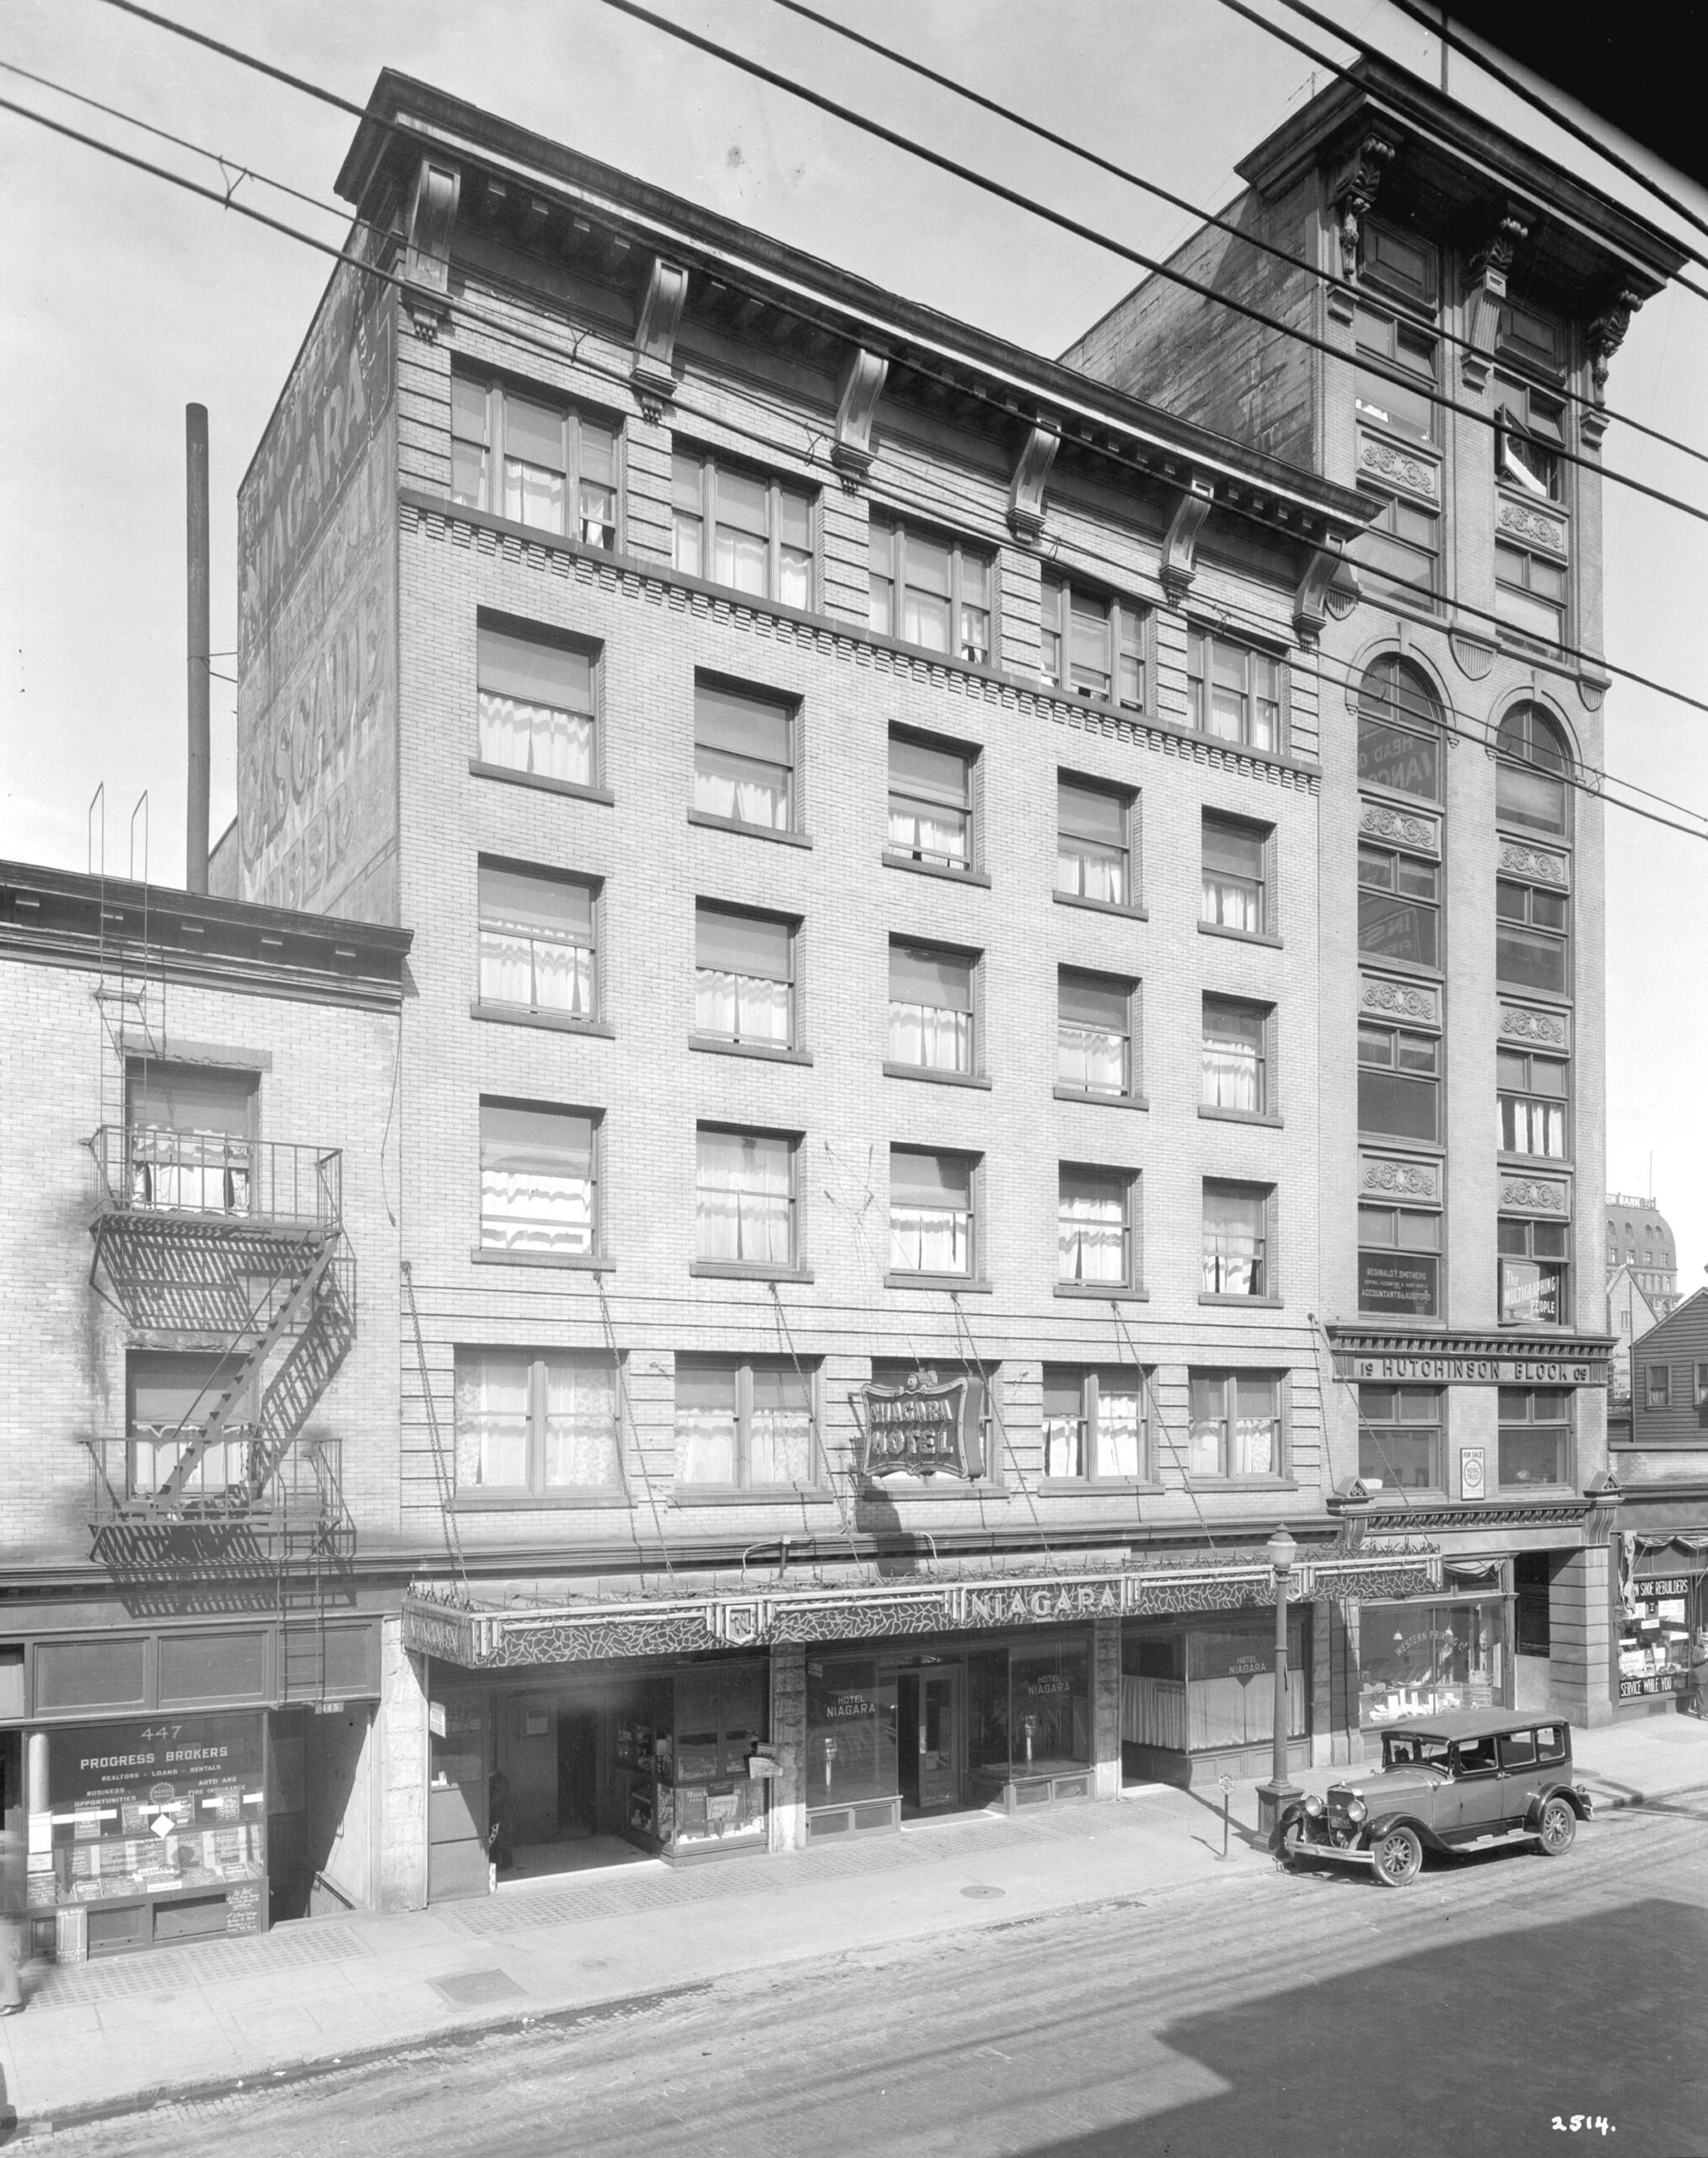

left=858, top=1371, right=984, bottom=1479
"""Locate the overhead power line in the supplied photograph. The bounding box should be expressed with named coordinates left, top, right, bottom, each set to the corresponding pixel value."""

left=85, top=0, right=1708, bottom=539
left=762, top=0, right=1708, bottom=476
left=8, top=57, right=1708, bottom=801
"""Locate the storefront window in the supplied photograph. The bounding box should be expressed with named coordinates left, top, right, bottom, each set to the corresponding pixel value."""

left=1185, top=1616, right=1305, bottom=1750
left=1007, top=1640, right=1091, bottom=1769
left=1359, top=1601, right=1502, bottom=1727
left=805, top=1657, right=897, bottom=1808
left=1618, top=1570, right=1702, bottom=1701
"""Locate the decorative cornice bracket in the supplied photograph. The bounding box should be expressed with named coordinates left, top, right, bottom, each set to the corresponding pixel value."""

left=1159, top=477, right=1215, bottom=601
left=1329, top=132, right=1398, bottom=286
left=1582, top=285, right=1644, bottom=445
left=1294, top=536, right=1355, bottom=642
left=1461, top=207, right=1531, bottom=392
left=631, top=255, right=691, bottom=421
left=402, top=158, right=461, bottom=341
left=1007, top=421, right=1060, bottom=540
left=830, top=346, right=889, bottom=489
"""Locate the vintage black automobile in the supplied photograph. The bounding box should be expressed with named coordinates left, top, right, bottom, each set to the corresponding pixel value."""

left=1272, top=1709, right=1594, bottom=1887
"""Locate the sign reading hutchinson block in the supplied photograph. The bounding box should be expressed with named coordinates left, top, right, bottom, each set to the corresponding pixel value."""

left=857, top=1370, right=981, bottom=1479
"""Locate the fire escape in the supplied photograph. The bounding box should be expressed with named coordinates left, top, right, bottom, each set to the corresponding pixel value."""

left=83, top=1113, right=357, bottom=1683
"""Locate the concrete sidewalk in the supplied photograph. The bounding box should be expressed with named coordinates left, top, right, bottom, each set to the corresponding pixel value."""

left=4, top=1715, right=1705, bottom=2135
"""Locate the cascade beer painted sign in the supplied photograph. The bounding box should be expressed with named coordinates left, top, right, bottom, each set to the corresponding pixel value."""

left=857, top=1371, right=982, bottom=1479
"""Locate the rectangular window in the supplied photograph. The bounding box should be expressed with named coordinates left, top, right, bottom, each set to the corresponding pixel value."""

left=125, top=1063, right=256, bottom=1215
left=1495, top=541, right=1567, bottom=650
left=1496, top=373, right=1566, bottom=502
left=1058, top=1166, right=1136, bottom=1288
left=1357, top=1023, right=1439, bottom=1144
left=1358, top=844, right=1440, bottom=968
left=1358, top=1383, right=1442, bottom=1491
left=1498, top=1386, right=1571, bottom=1487
left=1357, top=1205, right=1442, bottom=1317
left=673, top=448, right=813, bottom=607
left=476, top=623, right=597, bottom=786
left=1202, top=1181, right=1270, bottom=1298
left=1497, top=1049, right=1568, bottom=1158
left=1696, top=1363, right=1708, bottom=1408
left=887, top=733, right=975, bottom=872
left=1042, top=1367, right=1147, bottom=1480
left=1356, top=487, right=1440, bottom=606
left=1201, top=813, right=1270, bottom=935
left=479, top=1100, right=597, bottom=1257
left=454, top=1350, right=620, bottom=1494
left=1498, top=302, right=1566, bottom=376
left=1055, top=776, right=1135, bottom=905
left=126, top=1350, right=253, bottom=1499
left=1201, top=996, right=1270, bottom=1114
left=1040, top=578, right=1147, bottom=709
left=1496, top=878, right=1569, bottom=996
left=451, top=378, right=618, bottom=545
left=1499, top=1216, right=1571, bottom=1325
left=1352, top=299, right=1438, bottom=446
left=1058, top=969, right=1135, bottom=1098
left=477, top=862, right=596, bottom=1021
left=1188, top=1371, right=1282, bottom=1479
left=870, top=519, right=993, bottom=664
left=674, top=1355, right=814, bottom=1488
left=694, top=679, right=796, bottom=832
left=1646, top=1365, right=1671, bottom=1410
left=889, top=1147, right=976, bottom=1277
left=888, top=942, right=976, bottom=1075
left=1360, top=220, right=1438, bottom=309
left=695, top=905, right=795, bottom=1048
left=1188, top=629, right=1281, bottom=750
left=695, top=1127, right=797, bottom=1268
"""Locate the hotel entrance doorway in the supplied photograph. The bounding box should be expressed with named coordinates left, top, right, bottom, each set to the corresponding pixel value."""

left=898, top=1667, right=960, bottom=1814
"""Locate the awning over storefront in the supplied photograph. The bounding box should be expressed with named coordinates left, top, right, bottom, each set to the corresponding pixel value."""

left=404, top=1548, right=1443, bottom=1669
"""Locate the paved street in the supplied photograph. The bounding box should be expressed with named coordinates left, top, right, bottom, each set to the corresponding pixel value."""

left=48, top=1801, right=1708, bottom=2158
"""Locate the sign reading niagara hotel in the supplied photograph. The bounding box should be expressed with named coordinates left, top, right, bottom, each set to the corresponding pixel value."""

left=1351, top=1354, right=1600, bottom=1386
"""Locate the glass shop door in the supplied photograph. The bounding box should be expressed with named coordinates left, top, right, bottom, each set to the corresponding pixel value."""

left=898, top=1668, right=961, bottom=1814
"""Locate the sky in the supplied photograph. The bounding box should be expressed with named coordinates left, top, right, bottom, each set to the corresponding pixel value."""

left=3, top=0, right=1706, bottom=1281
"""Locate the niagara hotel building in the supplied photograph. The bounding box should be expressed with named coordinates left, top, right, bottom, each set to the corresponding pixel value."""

left=208, top=62, right=1673, bottom=1903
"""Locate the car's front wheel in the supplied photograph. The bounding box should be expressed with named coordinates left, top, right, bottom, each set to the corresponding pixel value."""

left=1371, top=1824, right=1423, bottom=1887
left=1536, top=1796, right=1577, bottom=1855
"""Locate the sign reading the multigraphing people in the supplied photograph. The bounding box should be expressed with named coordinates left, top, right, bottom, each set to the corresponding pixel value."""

left=857, top=1370, right=983, bottom=1479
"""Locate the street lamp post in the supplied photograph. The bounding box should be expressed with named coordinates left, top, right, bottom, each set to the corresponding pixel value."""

left=1255, top=1526, right=1302, bottom=1839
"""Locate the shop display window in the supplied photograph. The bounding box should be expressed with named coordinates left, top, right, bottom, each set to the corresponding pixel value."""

left=1618, top=1572, right=1701, bottom=1700
left=971, top=1640, right=1090, bottom=1776
left=805, top=1656, right=898, bottom=1807
left=1120, top=1617, right=1306, bottom=1753
left=1359, top=1600, right=1501, bottom=1727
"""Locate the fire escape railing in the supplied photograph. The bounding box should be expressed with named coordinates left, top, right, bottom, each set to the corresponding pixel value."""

left=88, top=1126, right=341, bottom=1232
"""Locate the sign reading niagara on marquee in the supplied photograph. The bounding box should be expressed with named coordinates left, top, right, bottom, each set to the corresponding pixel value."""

left=857, top=1370, right=983, bottom=1479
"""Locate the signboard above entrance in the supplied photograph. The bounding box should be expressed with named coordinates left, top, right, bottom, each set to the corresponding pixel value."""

left=857, top=1371, right=982, bottom=1479
left=1327, top=1331, right=1613, bottom=1388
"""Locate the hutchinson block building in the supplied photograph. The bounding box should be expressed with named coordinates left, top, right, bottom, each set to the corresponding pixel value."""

left=11, top=53, right=1684, bottom=1949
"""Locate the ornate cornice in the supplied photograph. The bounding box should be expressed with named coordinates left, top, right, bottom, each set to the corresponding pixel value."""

left=1358, top=434, right=1439, bottom=502
left=1361, top=1154, right=1442, bottom=1202
left=1359, top=799, right=1440, bottom=855
left=1361, top=974, right=1441, bottom=1026
left=1501, top=1174, right=1570, bottom=1212
left=1499, top=1002, right=1569, bottom=1047
left=1496, top=497, right=1568, bottom=556
left=1497, top=840, right=1569, bottom=885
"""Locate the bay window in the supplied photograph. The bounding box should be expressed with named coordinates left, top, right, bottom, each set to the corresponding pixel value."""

left=1042, top=1367, right=1147, bottom=1480
left=453, top=1350, right=620, bottom=1494
left=1188, top=1371, right=1282, bottom=1479
left=889, top=1147, right=976, bottom=1277
left=695, top=1127, right=797, bottom=1269
left=673, top=448, right=813, bottom=606
left=870, top=519, right=992, bottom=664
left=451, top=378, right=618, bottom=545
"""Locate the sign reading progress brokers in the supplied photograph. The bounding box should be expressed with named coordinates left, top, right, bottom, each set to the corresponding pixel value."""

left=858, top=1370, right=983, bottom=1479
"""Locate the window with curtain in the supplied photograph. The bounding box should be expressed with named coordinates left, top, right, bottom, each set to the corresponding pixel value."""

left=1201, top=813, right=1269, bottom=934
left=674, top=1356, right=814, bottom=1488
left=673, top=448, right=813, bottom=606
left=1356, top=656, right=1442, bottom=799
left=1495, top=373, right=1566, bottom=502
left=1498, top=1048, right=1568, bottom=1158
left=1057, top=970, right=1133, bottom=1097
left=479, top=1101, right=597, bottom=1256
left=1040, top=578, right=1146, bottom=708
left=870, top=518, right=993, bottom=664
left=1202, top=1181, right=1269, bottom=1297
left=453, top=1350, right=620, bottom=1494
left=1201, top=996, right=1269, bottom=1114
left=1187, top=630, right=1281, bottom=751
left=1058, top=1167, right=1133, bottom=1287
left=124, top=1062, right=256, bottom=1214
left=475, top=623, right=597, bottom=786
left=451, top=378, right=619, bottom=545
left=1496, top=704, right=1571, bottom=835
left=1055, top=776, right=1133, bottom=905
left=887, top=733, right=975, bottom=872
left=1188, top=1371, right=1281, bottom=1478
left=695, top=906, right=794, bottom=1047
left=477, top=862, right=596, bottom=1020
left=888, top=942, right=975, bottom=1073
left=1042, top=1367, right=1146, bottom=1480
left=126, top=1350, right=254, bottom=1499
left=694, top=680, right=796, bottom=830
left=889, top=1148, right=975, bottom=1276
left=695, top=1128, right=796, bottom=1267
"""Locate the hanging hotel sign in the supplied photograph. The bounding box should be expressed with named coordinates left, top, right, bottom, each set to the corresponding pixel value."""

left=857, top=1371, right=980, bottom=1479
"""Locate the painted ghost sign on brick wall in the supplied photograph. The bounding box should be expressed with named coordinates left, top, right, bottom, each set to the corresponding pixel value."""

left=236, top=250, right=397, bottom=923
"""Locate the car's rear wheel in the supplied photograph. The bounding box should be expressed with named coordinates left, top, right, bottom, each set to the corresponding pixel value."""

left=1536, top=1796, right=1577, bottom=1855
left=1372, top=1825, right=1423, bottom=1887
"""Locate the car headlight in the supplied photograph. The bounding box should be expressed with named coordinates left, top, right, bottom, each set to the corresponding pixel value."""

left=1345, top=1796, right=1368, bottom=1825
left=1303, top=1793, right=1325, bottom=1819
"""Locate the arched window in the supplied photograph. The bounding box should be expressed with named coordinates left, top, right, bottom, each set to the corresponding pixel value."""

left=1496, top=703, right=1570, bottom=835
left=1356, top=656, right=1442, bottom=800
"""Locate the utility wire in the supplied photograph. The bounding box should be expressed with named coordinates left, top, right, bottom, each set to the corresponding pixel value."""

left=79, top=0, right=1708, bottom=536
left=760, top=0, right=1708, bottom=475
left=7, top=70, right=1708, bottom=825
